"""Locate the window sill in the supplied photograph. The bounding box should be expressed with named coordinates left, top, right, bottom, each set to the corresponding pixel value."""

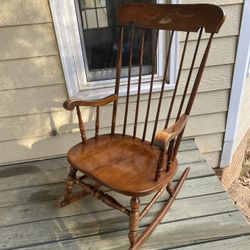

left=74, top=81, right=175, bottom=100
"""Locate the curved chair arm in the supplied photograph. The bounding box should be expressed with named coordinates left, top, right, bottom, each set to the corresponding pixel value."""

left=63, top=94, right=118, bottom=111
left=154, top=115, right=189, bottom=150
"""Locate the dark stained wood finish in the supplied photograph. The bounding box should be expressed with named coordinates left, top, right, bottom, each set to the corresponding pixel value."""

left=112, top=27, right=124, bottom=135
left=67, top=134, right=177, bottom=196
left=77, top=180, right=130, bottom=216
left=123, top=23, right=135, bottom=136
left=61, top=3, right=225, bottom=249
left=95, top=106, right=100, bottom=139
left=133, top=29, right=145, bottom=139
left=119, top=3, right=225, bottom=33
left=154, top=114, right=189, bottom=150
left=142, top=29, right=159, bottom=142
left=134, top=168, right=190, bottom=249
left=60, top=165, right=77, bottom=207
left=63, top=94, right=117, bottom=110
left=129, top=197, right=140, bottom=248
left=76, top=106, right=86, bottom=143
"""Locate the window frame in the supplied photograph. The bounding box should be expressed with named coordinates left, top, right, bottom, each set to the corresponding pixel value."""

left=49, top=0, right=180, bottom=99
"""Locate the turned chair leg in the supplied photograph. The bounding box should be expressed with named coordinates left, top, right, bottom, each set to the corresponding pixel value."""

left=166, top=181, right=174, bottom=197
left=129, top=197, right=140, bottom=249
left=61, top=165, right=77, bottom=206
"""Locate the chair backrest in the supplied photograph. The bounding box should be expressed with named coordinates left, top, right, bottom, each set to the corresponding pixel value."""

left=111, top=3, right=225, bottom=149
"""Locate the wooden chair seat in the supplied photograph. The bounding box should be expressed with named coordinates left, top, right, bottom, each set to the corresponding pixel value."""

left=68, top=134, right=177, bottom=196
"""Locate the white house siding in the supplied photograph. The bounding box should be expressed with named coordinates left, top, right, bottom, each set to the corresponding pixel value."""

left=0, top=0, right=243, bottom=166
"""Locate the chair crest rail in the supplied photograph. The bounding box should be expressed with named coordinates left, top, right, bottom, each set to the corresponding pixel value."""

left=119, top=3, right=225, bottom=33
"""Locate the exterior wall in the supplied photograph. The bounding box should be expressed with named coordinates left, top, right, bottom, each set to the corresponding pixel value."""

left=184, top=0, right=243, bottom=168
left=0, top=0, right=68, bottom=164
left=0, top=0, right=243, bottom=165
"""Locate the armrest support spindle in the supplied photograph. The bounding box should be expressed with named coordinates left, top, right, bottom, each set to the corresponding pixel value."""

left=63, top=94, right=117, bottom=142
left=76, top=106, right=86, bottom=143
left=153, top=114, right=189, bottom=181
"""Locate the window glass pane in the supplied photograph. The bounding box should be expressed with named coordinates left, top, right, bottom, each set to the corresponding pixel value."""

left=97, top=8, right=108, bottom=27
left=96, top=0, right=106, bottom=7
left=77, top=0, right=156, bottom=81
left=85, top=9, right=98, bottom=29
left=84, top=0, right=95, bottom=8
left=81, top=11, right=88, bottom=29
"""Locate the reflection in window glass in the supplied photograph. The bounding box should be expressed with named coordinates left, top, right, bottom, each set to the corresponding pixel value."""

left=77, top=0, right=156, bottom=81
left=81, top=0, right=108, bottom=29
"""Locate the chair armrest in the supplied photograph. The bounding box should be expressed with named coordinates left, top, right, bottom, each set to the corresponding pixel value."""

left=63, top=94, right=118, bottom=111
left=154, top=114, right=189, bottom=150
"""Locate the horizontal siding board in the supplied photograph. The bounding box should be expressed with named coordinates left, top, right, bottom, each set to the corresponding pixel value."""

left=0, top=85, right=67, bottom=118
left=204, top=151, right=222, bottom=168
left=182, top=36, right=238, bottom=69
left=0, top=84, right=229, bottom=117
left=0, top=24, right=58, bottom=61
left=180, top=4, right=242, bottom=41
left=0, top=56, right=65, bottom=91
left=0, top=112, right=226, bottom=164
left=85, top=64, right=233, bottom=100
left=0, top=0, right=52, bottom=27
left=180, top=64, right=233, bottom=93
left=115, top=90, right=229, bottom=126
left=195, top=133, right=224, bottom=153
left=0, top=90, right=229, bottom=140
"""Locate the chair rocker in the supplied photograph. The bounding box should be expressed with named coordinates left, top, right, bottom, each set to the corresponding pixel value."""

left=60, top=3, right=225, bottom=249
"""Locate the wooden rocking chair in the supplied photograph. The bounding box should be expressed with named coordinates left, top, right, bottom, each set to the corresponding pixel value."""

left=61, top=3, right=225, bottom=249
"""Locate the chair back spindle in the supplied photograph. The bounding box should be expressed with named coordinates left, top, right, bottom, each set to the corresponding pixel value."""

left=123, top=23, right=135, bottom=136
left=176, top=27, right=203, bottom=122
left=142, top=29, right=159, bottom=142
left=112, top=26, right=124, bottom=135
left=76, top=106, right=86, bottom=143
left=164, top=31, right=189, bottom=129
left=133, top=29, right=145, bottom=139
left=95, top=107, right=100, bottom=139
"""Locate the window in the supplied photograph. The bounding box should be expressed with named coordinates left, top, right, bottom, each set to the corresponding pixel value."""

left=49, top=0, right=179, bottom=98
